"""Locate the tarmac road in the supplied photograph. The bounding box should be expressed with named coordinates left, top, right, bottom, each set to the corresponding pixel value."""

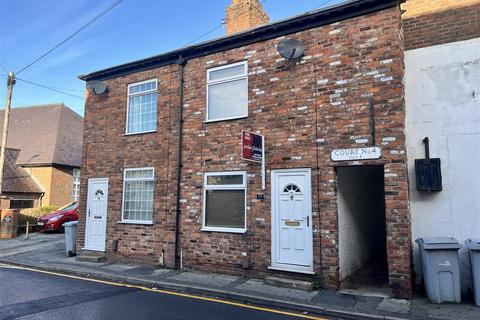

left=0, top=264, right=336, bottom=320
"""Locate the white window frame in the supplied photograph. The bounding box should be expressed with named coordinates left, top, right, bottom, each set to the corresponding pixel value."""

left=202, top=171, right=247, bottom=233
left=206, top=61, right=248, bottom=122
left=72, top=168, right=80, bottom=202
left=121, top=167, right=155, bottom=225
left=125, top=78, right=158, bottom=135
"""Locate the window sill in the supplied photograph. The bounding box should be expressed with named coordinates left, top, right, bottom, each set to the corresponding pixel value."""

left=201, top=227, right=246, bottom=234
left=123, top=130, right=157, bottom=136
left=204, top=115, right=248, bottom=124
left=117, top=221, right=153, bottom=225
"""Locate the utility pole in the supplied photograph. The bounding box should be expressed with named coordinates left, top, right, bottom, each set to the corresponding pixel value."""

left=0, top=71, right=15, bottom=195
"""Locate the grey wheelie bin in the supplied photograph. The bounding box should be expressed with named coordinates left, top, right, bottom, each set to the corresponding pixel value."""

left=63, top=221, right=78, bottom=257
left=416, top=237, right=462, bottom=303
left=465, top=238, right=480, bottom=307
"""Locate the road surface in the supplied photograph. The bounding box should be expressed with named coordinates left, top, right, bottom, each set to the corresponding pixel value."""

left=0, top=264, right=335, bottom=320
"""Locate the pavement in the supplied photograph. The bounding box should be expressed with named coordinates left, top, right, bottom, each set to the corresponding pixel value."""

left=1, top=266, right=328, bottom=320
left=0, top=233, right=479, bottom=320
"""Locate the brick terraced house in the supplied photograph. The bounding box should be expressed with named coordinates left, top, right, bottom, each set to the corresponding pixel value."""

left=78, top=0, right=413, bottom=298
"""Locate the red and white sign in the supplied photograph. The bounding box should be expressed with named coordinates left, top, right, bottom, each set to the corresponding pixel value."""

left=241, top=130, right=266, bottom=190
left=241, top=130, right=264, bottom=163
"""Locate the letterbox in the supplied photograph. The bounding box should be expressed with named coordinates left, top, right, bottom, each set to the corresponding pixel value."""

left=415, top=158, right=442, bottom=191
left=415, top=137, right=442, bottom=192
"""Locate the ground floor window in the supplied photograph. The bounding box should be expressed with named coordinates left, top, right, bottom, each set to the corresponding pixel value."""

left=122, top=167, right=154, bottom=223
left=202, top=171, right=246, bottom=233
left=10, top=199, right=35, bottom=209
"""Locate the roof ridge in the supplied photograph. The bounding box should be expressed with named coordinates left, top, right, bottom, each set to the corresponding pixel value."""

left=8, top=103, right=65, bottom=110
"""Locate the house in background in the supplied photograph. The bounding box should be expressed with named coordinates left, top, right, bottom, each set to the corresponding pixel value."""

left=0, top=104, right=83, bottom=209
left=1, top=148, right=44, bottom=208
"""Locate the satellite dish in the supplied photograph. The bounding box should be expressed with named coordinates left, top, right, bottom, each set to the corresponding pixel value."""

left=277, top=39, right=305, bottom=60
left=86, top=80, right=107, bottom=95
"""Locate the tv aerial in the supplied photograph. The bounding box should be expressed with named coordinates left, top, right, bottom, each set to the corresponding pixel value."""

left=86, top=80, right=107, bottom=95
left=277, top=39, right=305, bottom=60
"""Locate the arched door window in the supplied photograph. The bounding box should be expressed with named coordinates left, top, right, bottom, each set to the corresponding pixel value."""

left=282, top=183, right=302, bottom=200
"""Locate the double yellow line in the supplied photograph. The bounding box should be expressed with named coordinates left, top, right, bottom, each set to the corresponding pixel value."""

left=0, top=263, right=328, bottom=320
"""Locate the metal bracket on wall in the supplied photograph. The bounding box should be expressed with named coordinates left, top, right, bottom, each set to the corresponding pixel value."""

left=423, top=137, right=430, bottom=158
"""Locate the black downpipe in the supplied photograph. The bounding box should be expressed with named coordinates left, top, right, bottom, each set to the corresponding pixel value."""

left=368, top=94, right=376, bottom=146
left=174, top=56, right=186, bottom=270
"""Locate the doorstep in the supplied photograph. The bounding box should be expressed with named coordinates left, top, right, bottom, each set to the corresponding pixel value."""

left=76, top=249, right=106, bottom=263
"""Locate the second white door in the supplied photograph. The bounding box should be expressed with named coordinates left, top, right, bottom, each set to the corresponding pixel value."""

left=271, top=169, right=313, bottom=274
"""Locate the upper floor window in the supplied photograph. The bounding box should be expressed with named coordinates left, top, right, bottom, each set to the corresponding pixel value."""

left=126, top=79, right=157, bottom=134
left=206, top=62, right=248, bottom=122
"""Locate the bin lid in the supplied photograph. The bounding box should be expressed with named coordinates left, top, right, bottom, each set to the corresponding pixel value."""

left=465, top=238, right=480, bottom=251
left=415, top=237, right=462, bottom=250
left=62, top=221, right=79, bottom=227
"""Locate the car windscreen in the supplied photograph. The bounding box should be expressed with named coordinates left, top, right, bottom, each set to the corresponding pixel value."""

left=58, top=202, right=77, bottom=211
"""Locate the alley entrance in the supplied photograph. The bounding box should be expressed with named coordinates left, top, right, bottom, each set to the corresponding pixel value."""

left=337, top=165, right=389, bottom=296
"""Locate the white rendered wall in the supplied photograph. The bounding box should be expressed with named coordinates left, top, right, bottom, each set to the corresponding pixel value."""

left=405, top=38, right=480, bottom=293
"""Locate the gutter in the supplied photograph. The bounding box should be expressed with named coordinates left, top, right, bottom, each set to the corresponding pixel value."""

left=174, top=56, right=187, bottom=270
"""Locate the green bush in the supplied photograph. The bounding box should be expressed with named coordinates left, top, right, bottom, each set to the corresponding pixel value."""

left=18, top=206, right=59, bottom=227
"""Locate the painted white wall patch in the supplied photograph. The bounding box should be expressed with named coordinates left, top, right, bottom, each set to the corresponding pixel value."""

left=331, top=147, right=381, bottom=161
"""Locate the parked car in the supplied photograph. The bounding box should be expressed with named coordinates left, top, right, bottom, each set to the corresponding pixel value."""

left=37, top=202, right=79, bottom=232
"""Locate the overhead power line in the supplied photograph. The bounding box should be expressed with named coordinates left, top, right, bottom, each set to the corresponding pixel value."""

left=37, top=83, right=84, bottom=92
left=311, top=0, right=336, bottom=11
left=184, top=0, right=269, bottom=47
left=15, top=0, right=125, bottom=76
left=184, top=0, right=338, bottom=47
left=0, top=63, right=8, bottom=74
left=15, top=77, right=84, bottom=100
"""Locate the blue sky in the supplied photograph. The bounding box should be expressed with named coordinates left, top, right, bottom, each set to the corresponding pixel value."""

left=0, top=0, right=344, bottom=116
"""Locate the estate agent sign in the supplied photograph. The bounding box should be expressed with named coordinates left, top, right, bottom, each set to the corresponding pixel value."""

left=331, top=146, right=381, bottom=161
left=241, top=130, right=265, bottom=190
left=241, top=130, right=263, bottom=163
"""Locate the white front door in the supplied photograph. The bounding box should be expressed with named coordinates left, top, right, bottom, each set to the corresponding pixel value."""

left=85, top=178, right=108, bottom=251
left=271, top=169, right=313, bottom=274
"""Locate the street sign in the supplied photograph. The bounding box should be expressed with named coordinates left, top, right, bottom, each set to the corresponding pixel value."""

left=241, top=130, right=263, bottom=163
left=331, top=147, right=381, bottom=161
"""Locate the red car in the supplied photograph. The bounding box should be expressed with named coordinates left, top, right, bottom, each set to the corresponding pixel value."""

left=37, top=202, right=79, bottom=232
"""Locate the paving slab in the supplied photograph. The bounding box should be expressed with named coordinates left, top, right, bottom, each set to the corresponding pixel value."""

left=166, top=270, right=239, bottom=288
left=234, top=279, right=317, bottom=303
left=102, top=264, right=140, bottom=272
left=310, top=290, right=359, bottom=308
left=377, top=299, right=411, bottom=314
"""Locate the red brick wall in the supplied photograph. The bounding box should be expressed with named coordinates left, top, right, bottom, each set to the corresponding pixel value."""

left=78, top=65, right=181, bottom=266
left=79, top=5, right=412, bottom=298
left=402, top=0, right=480, bottom=50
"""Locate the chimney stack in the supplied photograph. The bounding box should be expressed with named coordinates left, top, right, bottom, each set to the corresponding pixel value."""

left=226, top=0, right=269, bottom=35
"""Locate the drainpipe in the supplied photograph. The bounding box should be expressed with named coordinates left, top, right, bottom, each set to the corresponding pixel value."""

left=39, top=192, right=45, bottom=207
left=174, top=56, right=187, bottom=270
